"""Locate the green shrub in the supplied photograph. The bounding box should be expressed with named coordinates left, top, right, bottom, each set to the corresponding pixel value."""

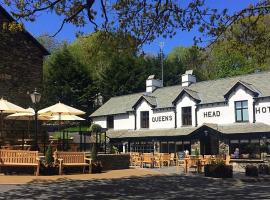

left=89, top=124, right=102, bottom=133
left=91, top=143, right=97, bottom=162
left=45, top=144, right=54, bottom=167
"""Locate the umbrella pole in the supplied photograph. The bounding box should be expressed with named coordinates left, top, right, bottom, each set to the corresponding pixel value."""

left=22, top=130, right=25, bottom=150
left=0, top=110, right=3, bottom=139
left=59, top=113, right=61, bottom=150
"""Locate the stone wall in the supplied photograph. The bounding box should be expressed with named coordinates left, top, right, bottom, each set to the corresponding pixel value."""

left=0, top=9, right=47, bottom=107
left=97, top=154, right=130, bottom=171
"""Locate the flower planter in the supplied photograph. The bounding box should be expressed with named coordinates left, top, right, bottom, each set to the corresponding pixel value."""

left=245, top=165, right=258, bottom=177
left=40, top=166, right=59, bottom=176
left=205, top=164, right=233, bottom=178
left=258, top=164, right=269, bottom=175
left=90, top=161, right=103, bottom=174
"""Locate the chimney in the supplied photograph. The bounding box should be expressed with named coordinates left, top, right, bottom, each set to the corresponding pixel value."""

left=146, top=75, right=162, bottom=93
left=181, top=70, right=196, bottom=87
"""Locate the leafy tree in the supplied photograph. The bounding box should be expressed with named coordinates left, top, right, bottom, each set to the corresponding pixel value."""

left=37, top=33, right=66, bottom=53
left=43, top=45, right=97, bottom=114
left=3, top=0, right=270, bottom=46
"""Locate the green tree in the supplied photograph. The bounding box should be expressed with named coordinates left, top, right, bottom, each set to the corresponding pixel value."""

left=43, top=45, right=97, bottom=114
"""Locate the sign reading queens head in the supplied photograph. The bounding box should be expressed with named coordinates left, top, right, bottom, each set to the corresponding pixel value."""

left=152, top=115, right=173, bottom=122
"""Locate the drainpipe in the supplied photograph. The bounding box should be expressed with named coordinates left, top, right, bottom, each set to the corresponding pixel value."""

left=134, top=111, right=137, bottom=130
left=195, top=104, right=198, bottom=127
left=253, top=98, right=257, bottom=123
left=174, top=108, right=177, bottom=128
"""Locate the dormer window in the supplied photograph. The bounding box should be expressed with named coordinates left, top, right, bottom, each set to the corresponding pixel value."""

left=107, top=115, right=114, bottom=129
left=140, top=111, right=149, bottom=128
left=182, top=107, right=192, bottom=126
left=235, top=100, right=249, bottom=122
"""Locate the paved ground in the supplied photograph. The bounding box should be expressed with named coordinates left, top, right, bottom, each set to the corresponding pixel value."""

left=0, top=168, right=270, bottom=199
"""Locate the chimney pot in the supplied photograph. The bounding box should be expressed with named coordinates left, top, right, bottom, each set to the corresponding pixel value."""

left=181, top=70, right=196, bottom=87
left=146, top=75, right=162, bottom=93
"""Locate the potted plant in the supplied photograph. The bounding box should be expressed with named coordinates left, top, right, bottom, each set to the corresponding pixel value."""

left=89, top=124, right=103, bottom=173
left=245, top=165, right=258, bottom=177
left=40, top=143, right=58, bottom=175
left=205, top=159, right=233, bottom=178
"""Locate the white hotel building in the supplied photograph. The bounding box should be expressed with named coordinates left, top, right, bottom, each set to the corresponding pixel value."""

left=90, top=71, right=270, bottom=156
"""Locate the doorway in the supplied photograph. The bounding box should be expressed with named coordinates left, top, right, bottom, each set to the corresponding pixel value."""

left=200, top=132, right=219, bottom=155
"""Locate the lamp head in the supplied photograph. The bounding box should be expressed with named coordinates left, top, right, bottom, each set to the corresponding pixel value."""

left=30, top=88, right=41, bottom=104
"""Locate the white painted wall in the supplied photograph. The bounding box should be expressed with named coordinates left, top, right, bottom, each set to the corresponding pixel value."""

left=255, top=98, right=270, bottom=125
left=198, top=85, right=255, bottom=125
left=136, top=100, right=152, bottom=129
left=175, top=93, right=196, bottom=127
left=114, top=113, right=135, bottom=130
left=92, top=85, right=270, bottom=131
left=151, top=109, right=175, bottom=129
left=92, top=116, right=107, bottom=128
left=227, top=85, right=254, bottom=123
left=197, top=103, right=229, bottom=125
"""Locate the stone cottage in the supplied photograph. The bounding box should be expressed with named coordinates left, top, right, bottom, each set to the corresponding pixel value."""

left=0, top=5, right=49, bottom=107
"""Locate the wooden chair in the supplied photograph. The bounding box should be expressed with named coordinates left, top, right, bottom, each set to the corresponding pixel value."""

left=141, top=153, right=154, bottom=168
left=154, top=153, right=161, bottom=168
left=160, top=153, right=171, bottom=167
left=225, top=155, right=231, bottom=165
left=170, top=153, right=176, bottom=166
left=176, top=151, right=186, bottom=172
left=186, top=156, right=203, bottom=173
left=131, top=152, right=142, bottom=167
left=54, top=151, right=91, bottom=175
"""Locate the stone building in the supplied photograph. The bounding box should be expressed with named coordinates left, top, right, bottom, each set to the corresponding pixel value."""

left=0, top=5, right=49, bottom=107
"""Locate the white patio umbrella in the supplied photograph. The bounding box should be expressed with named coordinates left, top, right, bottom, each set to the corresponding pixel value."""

left=0, top=98, right=28, bottom=137
left=49, top=115, right=85, bottom=121
left=38, top=102, right=85, bottom=131
left=39, top=103, right=85, bottom=151
left=6, top=107, right=51, bottom=138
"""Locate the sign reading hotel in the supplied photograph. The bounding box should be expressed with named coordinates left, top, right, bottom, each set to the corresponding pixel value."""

left=152, top=115, right=173, bottom=122
left=255, top=106, right=270, bottom=114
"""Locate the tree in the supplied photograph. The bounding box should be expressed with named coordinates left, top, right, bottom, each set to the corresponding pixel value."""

left=3, top=0, right=270, bottom=47
left=43, top=45, right=97, bottom=114
left=37, top=33, right=65, bottom=53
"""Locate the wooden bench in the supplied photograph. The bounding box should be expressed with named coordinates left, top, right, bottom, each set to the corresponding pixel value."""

left=54, top=151, right=91, bottom=175
left=0, top=150, right=40, bottom=176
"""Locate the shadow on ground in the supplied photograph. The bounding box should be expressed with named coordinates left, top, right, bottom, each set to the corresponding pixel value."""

left=0, top=174, right=270, bottom=199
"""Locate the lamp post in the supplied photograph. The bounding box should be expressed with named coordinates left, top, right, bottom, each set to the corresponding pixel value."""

left=30, top=88, right=41, bottom=150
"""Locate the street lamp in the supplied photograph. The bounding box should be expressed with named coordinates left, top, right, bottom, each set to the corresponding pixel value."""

left=30, top=88, right=41, bottom=150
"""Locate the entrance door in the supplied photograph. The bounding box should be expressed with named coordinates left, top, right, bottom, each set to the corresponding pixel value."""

left=200, top=134, right=219, bottom=155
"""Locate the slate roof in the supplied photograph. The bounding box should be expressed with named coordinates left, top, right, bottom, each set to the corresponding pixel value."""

left=107, top=127, right=198, bottom=139
left=132, top=94, right=157, bottom=108
left=107, top=123, right=270, bottom=139
left=91, top=71, right=270, bottom=117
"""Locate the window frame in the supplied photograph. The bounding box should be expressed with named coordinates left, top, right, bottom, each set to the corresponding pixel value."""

left=182, top=106, right=192, bottom=126
left=235, top=100, right=249, bottom=122
left=140, top=111, right=149, bottom=129
left=107, top=115, right=114, bottom=129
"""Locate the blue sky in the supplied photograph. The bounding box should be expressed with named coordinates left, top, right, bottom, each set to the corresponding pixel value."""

left=2, top=0, right=259, bottom=54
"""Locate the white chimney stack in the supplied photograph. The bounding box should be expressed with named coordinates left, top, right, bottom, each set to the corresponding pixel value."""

left=146, top=75, right=162, bottom=93
left=181, top=70, right=196, bottom=87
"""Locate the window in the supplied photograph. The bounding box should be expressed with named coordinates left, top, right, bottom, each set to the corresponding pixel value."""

left=140, top=111, right=149, bottom=128
left=235, top=100, right=249, bottom=122
left=107, top=115, right=114, bottom=129
left=182, top=106, right=192, bottom=126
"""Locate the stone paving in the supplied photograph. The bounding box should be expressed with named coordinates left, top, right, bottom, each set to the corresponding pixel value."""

left=0, top=168, right=270, bottom=199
